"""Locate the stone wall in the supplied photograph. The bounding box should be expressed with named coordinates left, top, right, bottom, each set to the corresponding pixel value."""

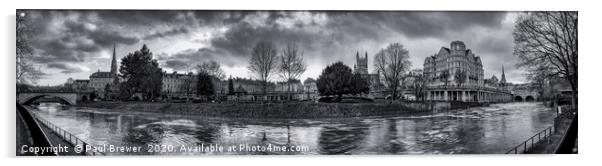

left=79, top=101, right=433, bottom=119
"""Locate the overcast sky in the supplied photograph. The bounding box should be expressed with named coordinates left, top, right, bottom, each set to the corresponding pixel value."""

left=21, top=10, right=525, bottom=85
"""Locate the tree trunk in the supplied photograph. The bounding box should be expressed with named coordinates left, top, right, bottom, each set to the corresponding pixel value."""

left=287, top=82, right=291, bottom=101
left=567, top=76, right=577, bottom=108
left=261, top=81, right=268, bottom=103
left=391, top=87, right=397, bottom=103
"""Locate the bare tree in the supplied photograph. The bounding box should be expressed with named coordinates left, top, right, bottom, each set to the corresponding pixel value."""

left=16, top=11, right=42, bottom=85
left=374, top=43, right=412, bottom=102
left=513, top=11, right=577, bottom=106
left=279, top=42, right=306, bottom=100
left=249, top=41, right=279, bottom=99
left=196, top=60, right=226, bottom=80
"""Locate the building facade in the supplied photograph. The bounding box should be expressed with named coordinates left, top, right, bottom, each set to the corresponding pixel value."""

left=161, top=71, right=196, bottom=98
left=353, top=51, right=384, bottom=98
left=275, top=79, right=304, bottom=93
left=424, top=41, right=484, bottom=86
left=354, top=51, right=369, bottom=75
left=423, top=41, right=512, bottom=102
left=73, top=79, right=90, bottom=90
left=89, top=44, right=119, bottom=97
left=302, top=78, right=318, bottom=101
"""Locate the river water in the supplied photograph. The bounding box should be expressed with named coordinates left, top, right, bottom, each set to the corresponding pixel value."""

left=30, top=102, right=555, bottom=155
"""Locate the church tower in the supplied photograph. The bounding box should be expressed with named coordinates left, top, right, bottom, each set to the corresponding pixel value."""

left=110, top=44, right=118, bottom=75
left=354, top=51, right=368, bottom=75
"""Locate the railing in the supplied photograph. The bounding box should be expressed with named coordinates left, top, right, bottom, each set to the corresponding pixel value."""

left=16, top=103, right=56, bottom=156
left=30, top=113, right=105, bottom=156
left=426, top=84, right=512, bottom=93
left=554, top=107, right=578, bottom=154
left=505, top=126, right=554, bottom=154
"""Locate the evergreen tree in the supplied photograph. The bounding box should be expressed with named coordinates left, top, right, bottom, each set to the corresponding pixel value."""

left=316, top=62, right=355, bottom=101
left=351, top=73, right=370, bottom=95
left=197, top=72, right=215, bottom=101
left=119, top=44, right=163, bottom=101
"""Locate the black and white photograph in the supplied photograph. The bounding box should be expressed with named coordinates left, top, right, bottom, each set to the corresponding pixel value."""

left=13, top=9, right=579, bottom=156
left=4, top=0, right=601, bottom=164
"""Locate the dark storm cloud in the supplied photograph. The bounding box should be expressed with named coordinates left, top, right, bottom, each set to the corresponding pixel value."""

left=163, top=60, right=190, bottom=71
left=23, top=10, right=521, bottom=84
left=25, top=10, right=140, bottom=64
left=322, top=11, right=507, bottom=39
left=24, top=10, right=264, bottom=65
left=476, top=35, right=513, bottom=54
left=61, top=20, right=139, bottom=46
left=46, top=63, right=85, bottom=74
left=93, top=10, right=192, bottom=27
left=192, top=10, right=258, bottom=25
left=143, top=27, right=190, bottom=40
left=204, top=11, right=508, bottom=61
left=46, top=63, right=70, bottom=70
left=210, top=22, right=320, bottom=57
left=26, top=10, right=507, bottom=64
left=157, top=48, right=243, bottom=71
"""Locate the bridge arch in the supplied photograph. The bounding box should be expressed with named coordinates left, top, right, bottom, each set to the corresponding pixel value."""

left=525, top=96, right=535, bottom=102
left=514, top=96, right=523, bottom=102
left=19, top=94, right=76, bottom=105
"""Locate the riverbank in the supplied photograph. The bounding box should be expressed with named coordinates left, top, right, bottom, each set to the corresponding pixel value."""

left=527, top=106, right=577, bottom=154
left=77, top=101, right=440, bottom=119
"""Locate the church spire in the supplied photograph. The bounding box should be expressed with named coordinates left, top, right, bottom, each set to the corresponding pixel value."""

left=110, top=44, right=118, bottom=75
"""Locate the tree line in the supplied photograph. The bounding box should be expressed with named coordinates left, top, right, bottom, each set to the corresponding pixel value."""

left=93, top=41, right=422, bottom=103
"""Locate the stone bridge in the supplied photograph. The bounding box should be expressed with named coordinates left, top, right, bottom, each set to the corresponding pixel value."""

left=17, top=92, right=91, bottom=105
left=510, top=84, right=540, bottom=102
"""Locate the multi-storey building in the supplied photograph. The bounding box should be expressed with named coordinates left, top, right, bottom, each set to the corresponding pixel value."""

left=302, top=78, right=318, bottom=101
left=162, top=71, right=196, bottom=98
left=424, top=40, right=484, bottom=86
left=423, top=41, right=512, bottom=102
left=89, top=45, right=119, bottom=97
left=275, top=79, right=304, bottom=93
left=73, top=79, right=90, bottom=90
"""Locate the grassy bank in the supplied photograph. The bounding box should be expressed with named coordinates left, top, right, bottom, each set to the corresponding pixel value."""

left=77, top=101, right=431, bottom=119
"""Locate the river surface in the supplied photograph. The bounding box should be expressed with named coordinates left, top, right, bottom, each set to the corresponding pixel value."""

left=30, top=102, right=555, bottom=155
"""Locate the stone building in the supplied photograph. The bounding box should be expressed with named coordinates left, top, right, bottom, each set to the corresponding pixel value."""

left=424, top=40, right=484, bottom=86
left=354, top=51, right=369, bottom=75
left=89, top=44, right=119, bottom=97
left=275, top=79, right=304, bottom=93
left=73, top=79, right=90, bottom=90
left=161, top=71, right=196, bottom=98
left=423, top=41, right=512, bottom=102
left=224, top=77, right=316, bottom=101
left=302, top=78, right=318, bottom=101
left=353, top=51, right=384, bottom=97
left=226, top=77, right=277, bottom=101
left=484, top=75, right=499, bottom=87
left=89, top=71, right=116, bottom=91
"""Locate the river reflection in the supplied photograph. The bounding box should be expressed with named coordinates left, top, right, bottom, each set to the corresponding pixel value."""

left=30, top=102, right=555, bottom=155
